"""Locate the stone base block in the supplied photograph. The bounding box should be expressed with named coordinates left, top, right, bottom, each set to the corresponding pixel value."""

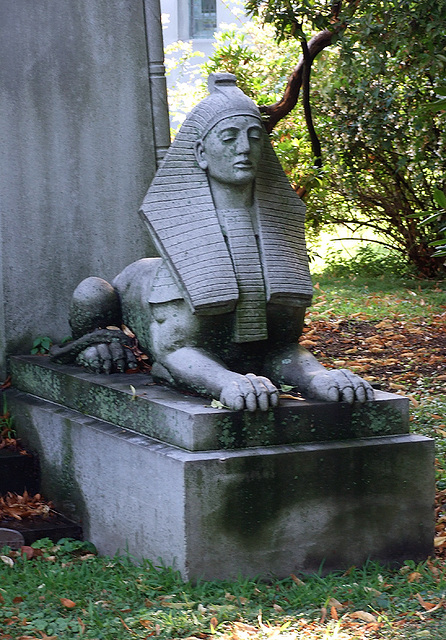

left=7, top=388, right=434, bottom=580
left=10, top=356, right=410, bottom=451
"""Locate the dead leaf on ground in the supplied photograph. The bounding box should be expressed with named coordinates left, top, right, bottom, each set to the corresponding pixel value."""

left=0, top=492, right=54, bottom=521
left=415, top=593, right=445, bottom=612
left=434, top=536, right=446, bottom=547
left=140, top=619, right=153, bottom=628
left=328, top=597, right=344, bottom=610
left=349, top=610, right=377, bottom=623
left=408, top=571, right=423, bottom=583
left=60, top=597, right=76, bottom=609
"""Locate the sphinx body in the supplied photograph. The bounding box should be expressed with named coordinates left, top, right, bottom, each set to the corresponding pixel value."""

left=55, top=74, right=374, bottom=411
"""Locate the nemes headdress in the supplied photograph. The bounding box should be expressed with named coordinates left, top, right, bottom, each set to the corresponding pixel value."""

left=139, top=73, right=313, bottom=318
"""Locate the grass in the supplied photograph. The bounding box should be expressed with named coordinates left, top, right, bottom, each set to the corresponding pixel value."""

left=1, top=541, right=446, bottom=639
left=1, top=268, right=445, bottom=640
left=309, top=273, right=446, bottom=323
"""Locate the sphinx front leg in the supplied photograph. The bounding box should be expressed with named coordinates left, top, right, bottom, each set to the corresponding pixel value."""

left=149, top=300, right=279, bottom=411
left=263, top=344, right=374, bottom=404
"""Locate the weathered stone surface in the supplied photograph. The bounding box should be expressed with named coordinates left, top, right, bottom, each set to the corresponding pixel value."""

left=6, top=387, right=434, bottom=580
left=0, top=0, right=169, bottom=378
left=0, top=528, right=25, bottom=551
left=10, top=356, right=409, bottom=451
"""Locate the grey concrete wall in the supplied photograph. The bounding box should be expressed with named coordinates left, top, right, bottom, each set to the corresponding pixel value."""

left=0, top=0, right=170, bottom=378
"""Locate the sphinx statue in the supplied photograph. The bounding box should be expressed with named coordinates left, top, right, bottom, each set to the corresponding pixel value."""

left=51, top=73, right=374, bottom=411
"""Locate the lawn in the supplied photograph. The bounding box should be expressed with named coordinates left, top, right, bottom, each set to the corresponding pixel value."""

left=0, top=273, right=445, bottom=640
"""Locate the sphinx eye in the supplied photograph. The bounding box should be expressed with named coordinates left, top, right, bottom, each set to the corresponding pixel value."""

left=220, top=128, right=238, bottom=142
left=248, top=128, right=262, bottom=141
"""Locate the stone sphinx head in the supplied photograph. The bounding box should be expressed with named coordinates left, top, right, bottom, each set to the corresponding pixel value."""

left=139, top=73, right=313, bottom=316
left=195, top=114, right=263, bottom=189
left=192, top=74, right=264, bottom=191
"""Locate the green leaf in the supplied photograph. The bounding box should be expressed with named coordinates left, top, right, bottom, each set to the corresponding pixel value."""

left=433, top=188, right=446, bottom=209
left=210, top=399, right=226, bottom=410
left=419, top=212, right=443, bottom=226
left=280, top=384, right=296, bottom=392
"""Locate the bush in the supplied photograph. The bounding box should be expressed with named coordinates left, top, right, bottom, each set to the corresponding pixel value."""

left=319, top=243, right=414, bottom=278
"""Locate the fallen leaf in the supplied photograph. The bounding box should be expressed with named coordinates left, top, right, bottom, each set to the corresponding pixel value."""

left=328, top=597, right=343, bottom=610
left=365, top=623, right=383, bottom=632
left=273, top=603, right=283, bottom=612
left=20, top=546, right=34, bottom=560
left=389, top=382, right=406, bottom=391
left=0, top=556, right=14, bottom=567
left=408, top=571, right=422, bottom=583
left=77, top=618, right=86, bottom=634
left=0, top=376, right=11, bottom=390
left=299, top=339, right=317, bottom=348
left=140, top=619, right=153, bottom=629
left=350, top=611, right=377, bottom=623
left=121, top=325, right=136, bottom=338
left=434, top=536, right=446, bottom=547
left=210, top=399, right=228, bottom=410
left=290, top=573, right=305, bottom=586
left=415, top=593, right=444, bottom=612
left=330, top=605, right=338, bottom=620
left=210, top=616, right=218, bottom=631
left=279, top=393, right=304, bottom=400
left=60, top=597, right=76, bottom=609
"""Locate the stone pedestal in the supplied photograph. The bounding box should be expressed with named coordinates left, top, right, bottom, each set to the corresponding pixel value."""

left=7, top=356, right=435, bottom=580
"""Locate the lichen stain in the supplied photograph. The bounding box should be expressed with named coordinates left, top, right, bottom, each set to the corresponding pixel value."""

left=214, top=444, right=397, bottom=551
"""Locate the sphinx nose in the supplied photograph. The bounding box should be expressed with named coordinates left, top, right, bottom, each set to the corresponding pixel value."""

left=236, top=132, right=251, bottom=154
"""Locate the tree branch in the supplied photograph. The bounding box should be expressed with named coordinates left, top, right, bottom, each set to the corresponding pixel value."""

left=260, top=28, right=336, bottom=132
left=301, top=37, right=322, bottom=168
left=258, top=0, right=360, bottom=132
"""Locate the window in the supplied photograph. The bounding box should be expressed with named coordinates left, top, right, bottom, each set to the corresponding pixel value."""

left=190, top=0, right=216, bottom=38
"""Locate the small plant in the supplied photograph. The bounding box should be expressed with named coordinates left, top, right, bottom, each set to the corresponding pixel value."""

left=31, top=335, right=52, bottom=355
left=0, top=396, right=15, bottom=439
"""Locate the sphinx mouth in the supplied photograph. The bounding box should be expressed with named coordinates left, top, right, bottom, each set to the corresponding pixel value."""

left=233, top=162, right=253, bottom=169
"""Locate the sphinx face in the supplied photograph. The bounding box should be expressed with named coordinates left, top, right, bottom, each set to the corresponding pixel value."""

left=195, top=115, right=263, bottom=186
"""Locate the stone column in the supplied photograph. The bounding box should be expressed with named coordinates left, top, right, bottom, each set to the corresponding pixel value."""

left=143, top=0, right=171, bottom=164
